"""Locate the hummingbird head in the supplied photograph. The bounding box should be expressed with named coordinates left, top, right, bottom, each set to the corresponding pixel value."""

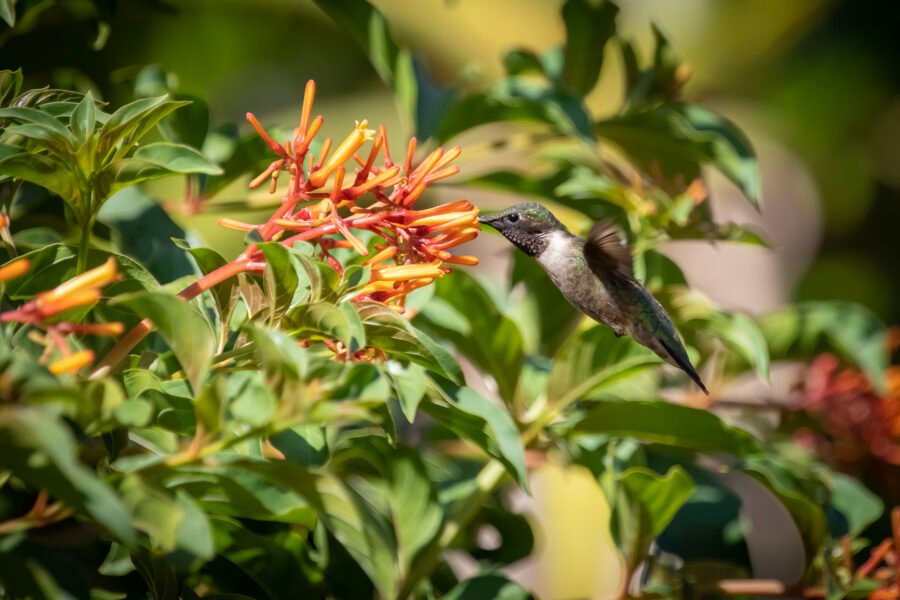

left=478, top=203, right=566, bottom=256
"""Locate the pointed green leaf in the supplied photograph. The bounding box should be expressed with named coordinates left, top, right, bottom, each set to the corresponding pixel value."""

left=388, top=362, right=427, bottom=422
left=0, top=151, right=80, bottom=202
left=285, top=301, right=353, bottom=348
left=828, top=473, right=883, bottom=537
left=0, top=407, right=137, bottom=546
left=97, top=95, right=189, bottom=161
left=359, top=302, right=463, bottom=383
left=759, top=301, right=888, bottom=393
left=596, top=102, right=760, bottom=207
left=617, top=465, right=694, bottom=537
left=549, top=325, right=662, bottom=403
left=560, top=0, right=619, bottom=96
left=171, top=239, right=237, bottom=328
left=425, top=384, right=527, bottom=487
left=573, top=400, right=761, bottom=455
left=70, top=91, right=97, bottom=141
left=420, top=271, right=523, bottom=402
left=444, top=574, right=534, bottom=600
left=0, top=69, right=23, bottom=104
left=132, top=142, right=221, bottom=174
left=0, top=106, right=74, bottom=143
left=113, top=291, right=215, bottom=391
left=435, top=79, right=593, bottom=144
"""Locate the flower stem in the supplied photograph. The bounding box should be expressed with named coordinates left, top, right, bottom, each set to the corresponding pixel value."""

left=76, top=219, right=92, bottom=274
left=90, top=257, right=253, bottom=378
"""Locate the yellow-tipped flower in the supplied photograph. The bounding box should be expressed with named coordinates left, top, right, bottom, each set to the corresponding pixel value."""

left=49, top=350, right=95, bottom=375
left=0, top=258, right=29, bottom=283
left=308, top=120, right=374, bottom=188
left=72, top=322, right=125, bottom=336
left=37, top=289, right=101, bottom=317
left=38, top=258, right=118, bottom=306
left=370, top=261, right=445, bottom=282
left=406, top=210, right=478, bottom=228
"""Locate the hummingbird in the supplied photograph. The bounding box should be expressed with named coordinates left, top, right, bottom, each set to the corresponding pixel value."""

left=479, top=203, right=708, bottom=395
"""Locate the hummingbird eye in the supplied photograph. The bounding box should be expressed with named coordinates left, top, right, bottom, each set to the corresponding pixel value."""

left=506, top=213, right=519, bottom=223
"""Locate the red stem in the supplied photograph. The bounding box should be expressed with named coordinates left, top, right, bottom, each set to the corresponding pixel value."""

left=90, top=257, right=254, bottom=378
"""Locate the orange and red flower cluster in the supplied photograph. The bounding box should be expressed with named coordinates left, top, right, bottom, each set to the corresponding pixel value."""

left=0, top=257, right=123, bottom=374
left=218, top=80, right=479, bottom=312
left=794, top=352, right=900, bottom=466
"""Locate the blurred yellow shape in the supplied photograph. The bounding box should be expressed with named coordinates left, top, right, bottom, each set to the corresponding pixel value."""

left=529, top=462, right=623, bottom=600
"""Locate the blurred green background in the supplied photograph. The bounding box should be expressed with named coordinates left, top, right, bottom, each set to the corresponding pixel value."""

left=2, top=0, right=898, bottom=320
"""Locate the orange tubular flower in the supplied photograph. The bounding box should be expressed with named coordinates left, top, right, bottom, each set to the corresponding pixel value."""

left=308, top=120, right=373, bottom=188
left=37, top=289, right=101, bottom=318
left=38, top=257, right=118, bottom=306
left=67, top=322, right=125, bottom=336
left=222, top=79, right=479, bottom=320
left=49, top=350, right=95, bottom=375
left=0, top=258, right=30, bottom=282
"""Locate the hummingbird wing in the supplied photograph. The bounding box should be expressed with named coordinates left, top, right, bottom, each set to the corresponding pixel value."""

left=583, top=220, right=709, bottom=395
left=583, top=220, right=633, bottom=279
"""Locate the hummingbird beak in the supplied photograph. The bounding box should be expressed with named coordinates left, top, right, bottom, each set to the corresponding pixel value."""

left=478, top=214, right=493, bottom=225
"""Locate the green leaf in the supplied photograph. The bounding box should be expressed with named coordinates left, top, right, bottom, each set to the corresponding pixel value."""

left=603, top=465, right=695, bottom=572
left=0, top=69, right=23, bottom=104
left=573, top=400, right=761, bottom=455
left=503, top=48, right=546, bottom=77
left=0, top=151, right=80, bottom=202
left=435, top=79, right=593, bottom=144
left=359, top=302, right=463, bottom=383
left=165, top=463, right=317, bottom=527
left=444, top=574, right=534, bottom=600
left=70, top=91, right=97, bottom=141
left=97, top=187, right=194, bottom=285
left=0, top=3, right=13, bottom=27
left=172, top=241, right=235, bottom=325
left=387, top=362, right=427, bottom=423
left=258, top=242, right=301, bottom=319
left=596, top=102, right=760, bottom=207
left=95, top=142, right=220, bottom=202
left=619, top=25, right=683, bottom=108
left=132, top=142, right=221, bottom=174
left=312, top=0, right=455, bottom=140
left=286, top=301, right=356, bottom=349
left=246, top=324, right=309, bottom=382
left=420, top=271, right=523, bottom=402
left=828, top=472, right=883, bottom=538
left=194, top=375, right=226, bottom=436
left=339, top=301, right=366, bottom=353
left=119, top=473, right=214, bottom=559
left=0, top=106, right=74, bottom=144
left=131, top=548, right=179, bottom=600
left=616, top=465, right=694, bottom=537
left=425, top=384, right=527, bottom=487
left=742, top=456, right=828, bottom=567
left=113, top=291, right=215, bottom=391
left=548, top=325, right=662, bottom=402
left=0, top=407, right=137, bottom=546
left=270, top=425, right=329, bottom=467
left=228, top=370, right=277, bottom=427
left=97, top=95, right=190, bottom=161
left=759, top=301, right=888, bottom=393
left=339, top=438, right=443, bottom=572
left=158, top=93, right=210, bottom=149
left=672, top=288, right=770, bottom=382
left=560, top=0, right=619, bottom=96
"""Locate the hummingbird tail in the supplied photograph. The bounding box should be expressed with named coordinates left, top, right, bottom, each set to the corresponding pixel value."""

left=658, top=338, right=709, bottom=396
